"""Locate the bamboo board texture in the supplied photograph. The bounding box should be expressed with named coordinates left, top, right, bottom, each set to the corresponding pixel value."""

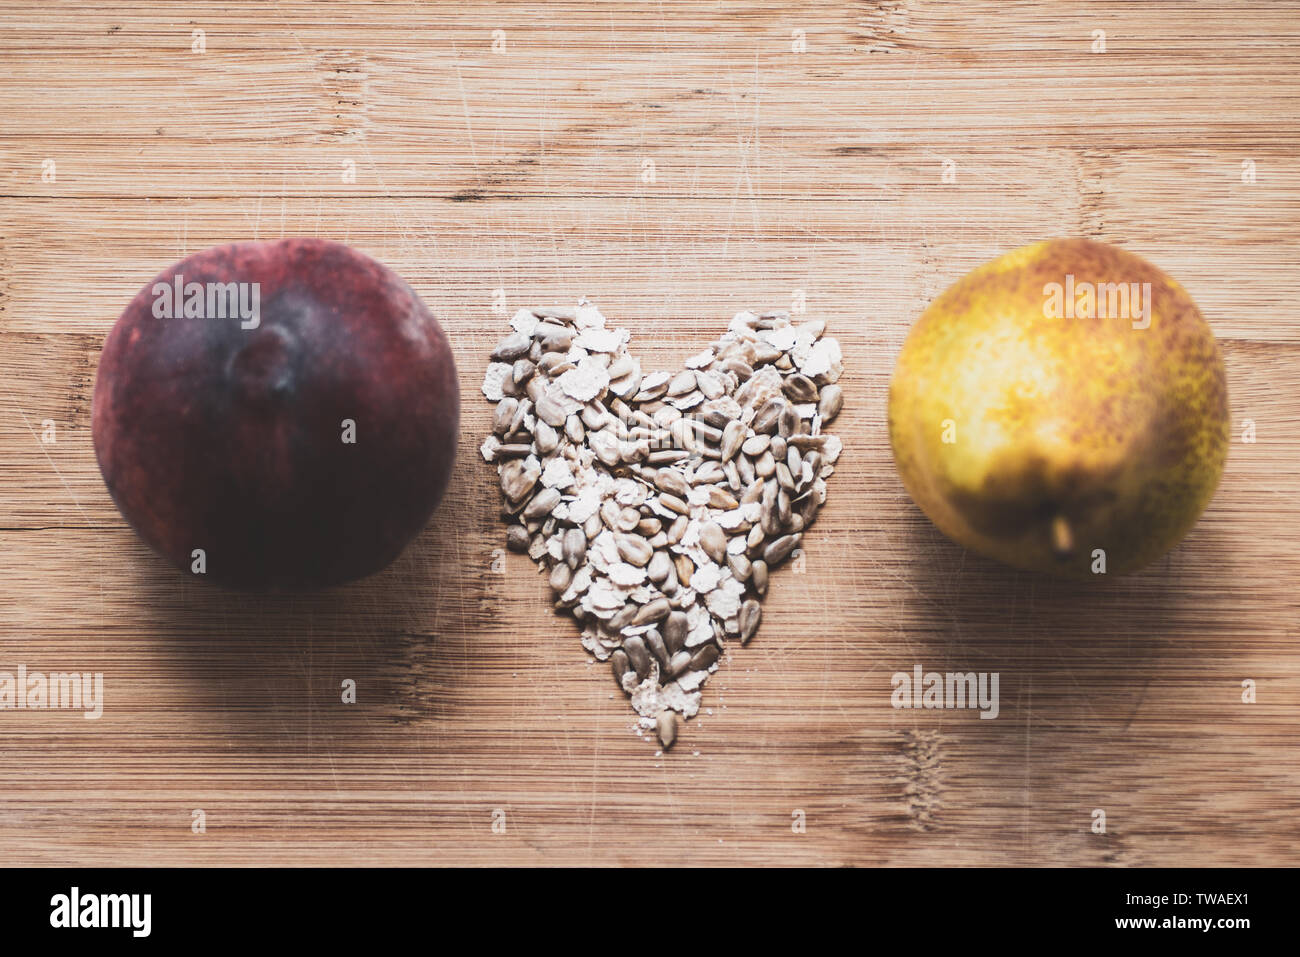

left=1, top=1, right=1298, bottom=867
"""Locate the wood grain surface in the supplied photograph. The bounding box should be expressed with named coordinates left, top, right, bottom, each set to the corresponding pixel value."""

left=1, top=1, right=1297, bottom=867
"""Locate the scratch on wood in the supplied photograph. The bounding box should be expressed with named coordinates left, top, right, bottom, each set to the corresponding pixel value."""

left=317, top=51, right=369, bottom=142
left=1076, top=149, right=1118, bottom=241
left=388, top=631, right=445, bottom=723
left=0, top=236, right=9, bottom=322
left=899, top=728, right=945, bottom=831
left=448, top=188, right=488, bottom=203
left=1098, top=830, right=1133, bottom=866
left=857, top=0, right=912, bottom=55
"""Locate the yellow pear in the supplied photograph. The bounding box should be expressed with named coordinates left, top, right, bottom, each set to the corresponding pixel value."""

left=888, top=239, right=1229, bottom=577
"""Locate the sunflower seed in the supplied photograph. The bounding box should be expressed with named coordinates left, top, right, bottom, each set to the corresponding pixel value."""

left=633, top=597, right=671, bottom=625
left=645, top=629, right=670, bottom=671
left=633, top=376, right=670, bottom=402
left=674, top=553, right=694, bottom=588
left=690, top=644, right=720, bottom=670
left=506, top=525, right=530, bottom=553
left=623, top=636, right=651, bottom=679
left=657, top=711, right=678, bottom=750
left=804, top=450, right=823, bottom=478
left=778, top=404, right=800, bottom=437
left=537, top=352, right=566, bottom=375
left=818, top=384, right=843, bottom=422
left=777, top=488, right=792, bottom=526
left=662, top=611, right=689, bottom=653
left=658, top=493, right=689, bottom=515
left=699, top=522, right=727, bottom=565
left=693, top=422, right=723, bottom=445
left=776, top=462, right=795, bottom=492
left=667, top=650, right=691, bottom=679
left=609, top=604, right=639, bottom=631
left=736, top=453, right=756, bottom=486
left=751, top=400, right=782, bottom=434
left=492, top=332, right=532, bottom=361
left=694, top=461, right=727, bottom=485
left=719, top=419, right=746, bottom=461
left=524, top=487, right=561, bottom=521
left=787, top=434, right=828, bottom=451
left=720, top=357, right=754, bottom=380
left=759, top=481, right=780, bottom=535
left=707, top=487, right=738, bottom=510
left=563, top=528, right=587, bottom=568
left=647, top=550, right=673, bottom=584
left=738, top=600, right=761, bottom=645
left=512, top=358, right=535, bottom=385
left=695, top=371, right=724, bottom=399
left=493, top=398, right=519, bottom=436
left=764, top=534, right=800, bottom=566
left=533, top=420, right=560, bottom=454
left=535, top=321, right=573, bottom=343
left=787, top=445, right=803, bottom=476
left=611, top=649, right=632, bottom=690
left=616, top=533, right=653, bottom=566
left=661, top=560, right=681, bottom=596
left=666, top=515, right=689, bottom=545
left=783, top=373, right=819, bottom=402
left=525, top=374, right=546, bottom=403
left=500, top=460, right=539, bottom=502
left=495, top=443, right=533, bottom=459
left=727, top=552, right=752, bottom=581
left=647, top=449, right=689, bottom=466
left=666, top=370, right=697, bottom=396
left=549, top=562, right=572, bottom=592
left=654, top=469, right=689, bottom=498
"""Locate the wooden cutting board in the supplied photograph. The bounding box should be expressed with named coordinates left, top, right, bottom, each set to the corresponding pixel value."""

left=2, top=1, right=1297, bottom=866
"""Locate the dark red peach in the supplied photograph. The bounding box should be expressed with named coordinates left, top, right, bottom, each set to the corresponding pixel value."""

left=92, top=239, right=459, bottom=589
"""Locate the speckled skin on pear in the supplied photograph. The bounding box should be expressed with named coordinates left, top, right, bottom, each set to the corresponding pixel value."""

left=888, top=239, right=1229, bottom=577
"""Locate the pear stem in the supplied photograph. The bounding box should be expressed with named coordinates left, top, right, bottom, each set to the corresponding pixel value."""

left=1050, top=514, right=1074, bottom=559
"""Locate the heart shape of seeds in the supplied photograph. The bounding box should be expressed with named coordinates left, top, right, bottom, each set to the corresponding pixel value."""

left=480, top=301, right=843, bottom=749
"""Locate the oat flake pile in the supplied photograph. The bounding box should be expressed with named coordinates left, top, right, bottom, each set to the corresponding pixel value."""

left=481, top=301, right=843, bottom=750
